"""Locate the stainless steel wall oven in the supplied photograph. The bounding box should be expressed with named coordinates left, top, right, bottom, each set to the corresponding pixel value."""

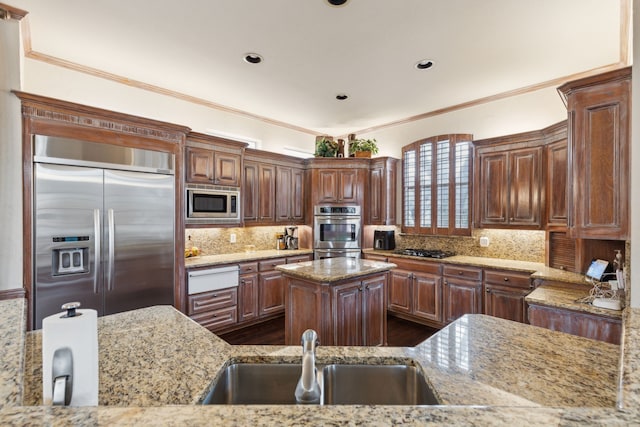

left=313, top=206, right=361, bottom=259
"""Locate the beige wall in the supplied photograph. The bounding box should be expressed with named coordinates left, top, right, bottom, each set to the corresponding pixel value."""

left=0, top=19, right=24, bottom=291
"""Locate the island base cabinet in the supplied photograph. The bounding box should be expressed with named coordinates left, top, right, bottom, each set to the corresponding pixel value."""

left=285, top=273, right=388, bottom=346
left=528, top=304, right=621, bottom=345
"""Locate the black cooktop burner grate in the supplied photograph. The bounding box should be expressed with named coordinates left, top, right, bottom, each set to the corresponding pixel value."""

left=393, top=248, right=455, bottom=259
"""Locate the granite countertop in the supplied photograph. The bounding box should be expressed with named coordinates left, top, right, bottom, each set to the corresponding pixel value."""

left=364, top=249, right=587, bottom=284
left=526, top=282, right=623, bottom=319
left=275, top=258, right=396, bottom=283
left=2, top=298, right=639, bottom=425
left=185, top=249, right=314, bottom=269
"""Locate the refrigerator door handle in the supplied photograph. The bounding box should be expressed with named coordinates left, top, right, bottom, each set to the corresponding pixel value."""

left=107, top=208, right=115, bottom=292
left=93, top=209, right=101, bottom=294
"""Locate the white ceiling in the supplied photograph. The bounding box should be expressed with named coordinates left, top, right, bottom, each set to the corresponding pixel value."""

left=12, top=0, right=626, bottom=137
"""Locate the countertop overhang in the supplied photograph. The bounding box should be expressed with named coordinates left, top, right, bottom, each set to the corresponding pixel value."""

left=275, top=258, right=396, bottom=283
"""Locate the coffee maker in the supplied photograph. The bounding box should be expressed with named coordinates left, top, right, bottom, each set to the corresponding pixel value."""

left=373, top=230, right=395, bottom=250
left=284, top=226, right=299, bottom=250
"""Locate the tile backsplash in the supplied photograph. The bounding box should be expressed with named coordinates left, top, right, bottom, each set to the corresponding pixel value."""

left=188, top=225, right=545, bottom=263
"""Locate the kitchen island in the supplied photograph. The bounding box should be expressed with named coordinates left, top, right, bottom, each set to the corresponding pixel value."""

left=2, top=298, right=640, bottom=425
left=276, top=258, right=396, bottom=346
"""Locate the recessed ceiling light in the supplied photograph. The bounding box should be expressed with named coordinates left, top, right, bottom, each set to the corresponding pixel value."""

left=327, top=0, right=349, bottom=6
left=415, top=59, right=434, bottom=70
left=336, top=94, right=349, bottom=100
left=243, top=53, right=263, bottom=64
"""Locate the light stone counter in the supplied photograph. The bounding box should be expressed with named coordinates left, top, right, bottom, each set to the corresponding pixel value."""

left=526, top=282, right=623, bottom=319
left=184, top=249, right=314, bottom=269
left=2, top=298, right=639, bottom=425
left=275, top=258, right=396, bottom=283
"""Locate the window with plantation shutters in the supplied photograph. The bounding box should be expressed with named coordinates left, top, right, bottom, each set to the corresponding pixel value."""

left=402, top=134, right=473, bottom=236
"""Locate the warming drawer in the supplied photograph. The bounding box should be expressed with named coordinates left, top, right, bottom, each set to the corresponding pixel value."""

left=188, top=265, right=240, bottom=295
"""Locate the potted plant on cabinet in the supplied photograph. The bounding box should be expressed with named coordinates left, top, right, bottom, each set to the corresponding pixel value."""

left=314, top=136, right=339, bottom=157
left=349, top=138, right=379, bottom=158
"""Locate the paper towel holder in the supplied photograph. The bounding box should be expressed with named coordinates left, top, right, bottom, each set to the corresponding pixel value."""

left=61, top=301, right=82, bottom=318
left=52, top=347, right=73, bottom=406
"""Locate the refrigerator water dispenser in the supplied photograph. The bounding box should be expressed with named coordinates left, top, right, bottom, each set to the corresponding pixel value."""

left=53, top=247, right=89, bottom=275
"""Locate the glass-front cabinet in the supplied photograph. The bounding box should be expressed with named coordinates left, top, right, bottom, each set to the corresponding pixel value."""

left=402, top=134, right=473, bottom=236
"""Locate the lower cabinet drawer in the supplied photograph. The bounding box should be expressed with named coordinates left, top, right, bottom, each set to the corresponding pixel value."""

left=484, top=269, right=532, bottom=289
left=190, top=306, right=238, bottom=331
left=188, top=288, right=237, bottom=315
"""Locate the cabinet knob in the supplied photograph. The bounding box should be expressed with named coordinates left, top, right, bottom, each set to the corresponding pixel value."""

left=486, top=289, right=491, bottom=293
left=359, top=286, right=363, bottom=292
left=213, top=294, right=217, bottom=298
left=510, top=217, right=514, bottom=221
left=241, top=280, right=245, bottom=284
left=366, top=285, right=370, bottom=290
left=503, top=277, right=509, bottom=282
left=458, top=271, right=463, bottom=275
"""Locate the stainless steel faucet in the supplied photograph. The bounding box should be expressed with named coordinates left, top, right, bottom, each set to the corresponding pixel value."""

left=295, top=329, right=321, bottom=404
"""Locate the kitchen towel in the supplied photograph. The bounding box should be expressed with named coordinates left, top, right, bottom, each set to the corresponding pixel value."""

left=42, top=308, right=98, bottom=406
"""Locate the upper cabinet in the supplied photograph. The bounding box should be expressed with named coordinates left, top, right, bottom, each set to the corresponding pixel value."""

left=307, top=158, right=368, bottom=208
left=185, top=132, right=245, bottom=187
left=558, top=67, right=631, bottom=240
left=368, top=157, right=398, bottom=225
left=244, top=149, right=306, bottom=225
left=474, top=132, right=544, bottom=229
left=402, top=134, right=473, bottom=236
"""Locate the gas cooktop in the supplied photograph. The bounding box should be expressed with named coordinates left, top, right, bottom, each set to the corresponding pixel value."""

left=393, top=248, right=455, bottom=259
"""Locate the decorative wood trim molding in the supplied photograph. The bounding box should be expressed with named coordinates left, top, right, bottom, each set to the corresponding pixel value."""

left=13, top=90, right=190, bottom=144
left=0, top=288, right=26, bottom=301
left=0, top=3, right=28, bottom=20
left=23, top=50, right=320, bottom=137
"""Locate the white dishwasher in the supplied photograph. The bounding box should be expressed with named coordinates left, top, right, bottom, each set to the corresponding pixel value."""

left=188, top=265, right=239, bottom=295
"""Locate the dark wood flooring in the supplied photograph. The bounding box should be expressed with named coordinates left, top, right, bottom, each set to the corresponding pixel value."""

left=219, top=315, right=438, bottom=347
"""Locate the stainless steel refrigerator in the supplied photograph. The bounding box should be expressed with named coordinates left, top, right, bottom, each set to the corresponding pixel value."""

left=33, top=136, right=175, bottom=329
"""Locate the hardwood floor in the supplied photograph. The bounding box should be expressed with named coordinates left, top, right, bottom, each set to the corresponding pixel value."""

left=219, top=315, right=438, bottom=347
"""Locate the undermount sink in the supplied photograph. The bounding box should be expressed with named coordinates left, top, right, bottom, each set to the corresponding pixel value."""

left=322, top=364, right=438, bottom=405
left=202, top=362, right=438, bottom=405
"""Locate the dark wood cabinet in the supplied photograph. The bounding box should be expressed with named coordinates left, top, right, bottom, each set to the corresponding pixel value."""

left=285, top=272, right=388, bottom=346
left=368, top=158, right=398, bottom=225
left=387, top=257, right=442, bottom=327
left=476, top=142, right=543, bottom=228
left=545, top=137, right=568, bottom=227
left=258, top=258, right=287, bottom=317
left=244, top=150, right=305, bottom=225
left=528, top=304, right=621, bottom=345
left=306, top=158, right=369, bottom=209
left=559, top=67, right=630, bottom=240
left=185, top=132, right=244, bottom=186
left=276, top=165, right=305, bottom=223
left=238, top=262, right=259, bottom=322
left=483, top=269, right=533, bottom=323
left=187, top=288, right=238, bottom=332
left=442, top=265, right=483, bottom=323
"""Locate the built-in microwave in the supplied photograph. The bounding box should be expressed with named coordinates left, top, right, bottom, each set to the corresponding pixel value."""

left=186, top=184, right=240, bottom=223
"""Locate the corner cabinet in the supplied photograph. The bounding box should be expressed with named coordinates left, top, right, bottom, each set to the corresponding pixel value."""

left=185, top=132, right=245, bottom=186
left=559, top=67, right=630, bottom=240
left=306, top=158, right=369, bottom=208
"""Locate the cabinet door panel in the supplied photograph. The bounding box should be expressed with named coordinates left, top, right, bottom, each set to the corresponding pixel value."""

left=275, top=166, right=293, bottom=222
left=413, top=273, right=442, bottom=323
left=362, top=275, right=386, bottom=346
left=318, top=170, right=339, bottom=202
left=292, top=167, right=305, bottom=221
left=239, top=273, right=259, bottom=322
left=186, top=147, right=214, bottom=183
left=258, top=164, right=276, bottom=221
left=339, top=170, right=358, bottom=202
left=485, top=284, right=528, bottom=323
left=243, top=162, right=259, bottom=221
left=259, top=270, right=285, bottom=316
left=546, top=140, right=568, bottom=225
left=334, top=284, right=362, bottom=346
left=444, top=279, right=482, bottom=323
left=388, top=270, right=412, bottom=313
left=479, top=153, right=508, bottom=225
left=509, top=147, right=542, bottom=226
left=215, top=152, right=241, bottom=186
